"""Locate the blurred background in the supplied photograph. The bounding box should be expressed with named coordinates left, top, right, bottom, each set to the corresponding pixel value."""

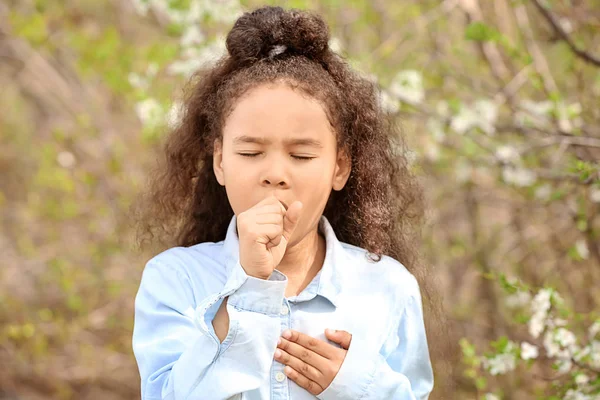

left=1, top=0, right=599, bottom=399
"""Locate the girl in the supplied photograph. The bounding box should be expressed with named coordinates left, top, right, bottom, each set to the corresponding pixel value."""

left=132, top=5, right=435, bottom=400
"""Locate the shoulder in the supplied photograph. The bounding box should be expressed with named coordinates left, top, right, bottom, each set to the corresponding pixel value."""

left=147, top=242, right=223, bottom=270
left=340, top=242, right=421, bottom=301
left=136, top=241, right=229, bottom=305
left=142, top=241, right=228, bottom=286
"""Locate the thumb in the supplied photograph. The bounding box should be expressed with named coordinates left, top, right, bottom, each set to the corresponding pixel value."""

left=325, top=328, right=352, bottom=350
left=281, top=201, right=303, bottom=243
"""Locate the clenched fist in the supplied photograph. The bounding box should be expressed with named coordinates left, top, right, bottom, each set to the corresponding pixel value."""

left=237, top=195, right=303, bottom=280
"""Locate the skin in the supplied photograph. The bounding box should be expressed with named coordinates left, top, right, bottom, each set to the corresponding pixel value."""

left=211, top=82, right=354, bottom=393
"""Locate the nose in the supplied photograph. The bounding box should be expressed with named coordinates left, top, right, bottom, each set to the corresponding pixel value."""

left=261, top=155, right=289, bottom=188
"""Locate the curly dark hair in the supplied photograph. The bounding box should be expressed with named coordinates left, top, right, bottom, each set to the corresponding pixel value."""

left=131, top=5, right=453, bottom=393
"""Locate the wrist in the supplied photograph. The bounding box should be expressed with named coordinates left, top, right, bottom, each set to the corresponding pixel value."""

left=240, top=264, right=272, bottom=280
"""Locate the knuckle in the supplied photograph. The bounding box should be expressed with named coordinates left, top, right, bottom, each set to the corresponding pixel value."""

left=307, top=381, right=317, bottom=394
left=300, top=363, right=310, bottom=374
left=301, top=349, right=310, bottom=359
left=307, top=338, right=318, bottom=348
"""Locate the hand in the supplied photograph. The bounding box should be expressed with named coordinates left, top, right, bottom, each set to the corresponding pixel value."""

left=237, top=195, right=303, bottom=280
left=274, top=328, right=352, bottom=395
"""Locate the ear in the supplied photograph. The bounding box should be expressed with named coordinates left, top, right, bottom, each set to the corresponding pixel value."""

left=332, top=148, right=351, bottom=191
left=213, top=139, right=225, bottom=186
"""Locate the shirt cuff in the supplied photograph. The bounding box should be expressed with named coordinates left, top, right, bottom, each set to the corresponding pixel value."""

left=317, top=334, right=378, bottom=400
left=226, top=261, right=288, bottom=316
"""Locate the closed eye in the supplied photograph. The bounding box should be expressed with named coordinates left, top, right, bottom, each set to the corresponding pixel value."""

left=238, top=153, right=315, bottom=161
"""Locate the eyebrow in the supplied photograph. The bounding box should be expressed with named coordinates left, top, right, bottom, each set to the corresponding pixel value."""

left=232, top=135, right=323, bottom=148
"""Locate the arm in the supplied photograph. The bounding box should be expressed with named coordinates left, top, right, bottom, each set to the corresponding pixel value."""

left=212, top=296, right=230, bottom=342
left=317, top=285, right=434, bottom=400
left=132, top=259, right=287, bottom=400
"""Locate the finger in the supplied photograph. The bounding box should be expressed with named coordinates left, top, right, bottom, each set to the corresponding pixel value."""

left=281, top=329, right=334, bottom=359
left=250, top=195, right=285, bottom=214
left=253, top=224, right=283, bottom=245
left=274, top=348, right=324, bottom=384
left=325, top=329, right=353, bottom=350
left=252, top=203, right=286, bottom=216
left=255, top=214, right=285, bottom=225
left=283, top=365, right=324, bottom=396
left=280, top=201, right=303, bottom=246
left=278, top=337, right=329, bottom=372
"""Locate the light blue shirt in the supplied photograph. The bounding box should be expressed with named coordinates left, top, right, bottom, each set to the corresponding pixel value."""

left=132, top=215, right=434, bottom=400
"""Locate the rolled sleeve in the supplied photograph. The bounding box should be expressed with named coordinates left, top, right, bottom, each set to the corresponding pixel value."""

left=228, top=263, right=287, bottom=315
left=133, top=258, right=290, bottom=400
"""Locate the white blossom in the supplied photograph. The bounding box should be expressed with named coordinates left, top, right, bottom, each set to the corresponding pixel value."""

left=559, top=17, right=573, bottom=33
left=474, top=100, right=498, bottom=134
left=520, top=342, right=539, bottom=360
left=128, top=72, right=148, bottom=90
left=556, top=358, right=572, bottom=373
left=57, top=151, right=76, bottom=168
left=135, top=98, right=164, bottom=129
left=168, top=39, right=226, bottom=77
left=535, top=184, right=552, bottom=201
left=529, top=315, right=545, bottom=339
left=455, top=161, right=472, bottom=183
left=451, top=100, right=497, bottom=135
left=502, top=166, right=537, bottom=187
left=516, top=99, right=582, bottom=134
left=167, top=101, right=183, bottom=129
left=450, top=105, right=477, bottom=134
left=495, top=145, right=520, bottom=163
left=131, top=0, right=150, bottom=16
left=555, top=327, right=577, bottom=349
left=589, top=320, right=600, bottom=339
left=574, top=340, right=600, bottom=370
left=202, top=0, right=243, bottom=24
left=516, top=99, right=553, bottom=127
left=389, top=70, right=424, bottom=104
left=590, top=187, right=600, bottom=203
left=575, top=373, right=589, bottom=386
left=405, top=149, right=418, bottom=166
left=484, top=394, right=500, bottom=400
left=521, top=100, right=553, bottom=116
left=505, top=291, right=531, bottom=309
left=528, top=288, right=552, bottom=338
left=547, top=318, right=568, bottom=329
left=590, top=341, right=600, bottom=368
left=482, top=353, right=517, bottom=375
left=379, top=90, right=399, bottom=114
left=575, top=239, right=589, bottom=260
left=329, top=37, right=343, bottom=54
left=146, top=62, right=159, bottom=77
left=564, top=389, right=588, bottom=400
left=424, top=140, right=440, bottom=161
left=181, top=25, right=205, bottom=48
left=426, top=118, right=445, bottom=142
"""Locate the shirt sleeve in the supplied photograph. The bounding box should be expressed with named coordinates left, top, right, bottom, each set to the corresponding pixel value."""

left=317, top=284, right=434, bottom=400
left=132, top=258, right=287, bottom=400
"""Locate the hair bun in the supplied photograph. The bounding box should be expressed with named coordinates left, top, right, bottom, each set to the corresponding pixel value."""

left=226, top=6, right=330, bottom=64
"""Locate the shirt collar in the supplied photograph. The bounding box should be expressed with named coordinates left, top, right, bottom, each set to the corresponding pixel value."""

left=222, top=214, right=344, bottom=308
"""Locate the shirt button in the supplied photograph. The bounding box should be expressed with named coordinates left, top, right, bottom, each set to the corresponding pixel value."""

left=275, top=372, right=286, bottom=382
left=280, top=305, right=289, bottom=315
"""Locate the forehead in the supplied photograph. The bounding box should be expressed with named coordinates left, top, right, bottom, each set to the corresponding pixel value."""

left=222, top=83, right=335, bottom=145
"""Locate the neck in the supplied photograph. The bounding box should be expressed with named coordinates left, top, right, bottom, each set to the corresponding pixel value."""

left=276, top=225, right=326, bottom=283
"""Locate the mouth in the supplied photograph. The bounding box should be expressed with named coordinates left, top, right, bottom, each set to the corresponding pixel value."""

left=279, top=200, right=289, bottom=210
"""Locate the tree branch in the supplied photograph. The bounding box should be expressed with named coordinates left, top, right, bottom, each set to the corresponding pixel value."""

left=531, top=0, right=600, bottom=67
